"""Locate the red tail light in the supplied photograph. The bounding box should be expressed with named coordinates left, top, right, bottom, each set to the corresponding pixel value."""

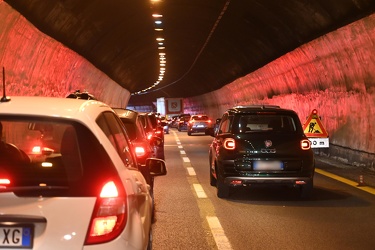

left=135, top=146, right=146, bottom=157
left=207, top=120, right=212, bottom=123
left=301, top=139, right=311, bottom=150
left=223, top=138, right=236, bottom=150
left=85, top=181, right=127, bottom=245
left=0, top=179, right=10, bottom=185
left=146, top=133, right=153, bottom=140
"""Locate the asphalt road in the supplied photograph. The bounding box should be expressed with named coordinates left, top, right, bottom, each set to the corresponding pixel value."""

left=152, top=129, right=375, bottom=250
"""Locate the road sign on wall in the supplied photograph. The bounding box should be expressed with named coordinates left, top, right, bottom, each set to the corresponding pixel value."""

left=166, top=98, right=183, bottom=114
left=303, top=109, right=329, bottom=148
left=303, top=109, right=328, bottom=137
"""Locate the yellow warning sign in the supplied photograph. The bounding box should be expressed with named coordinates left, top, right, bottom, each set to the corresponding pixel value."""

left=303, top=109, right=328, bottom=138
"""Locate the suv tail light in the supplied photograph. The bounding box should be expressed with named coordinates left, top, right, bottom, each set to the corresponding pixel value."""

left=85, top=181, right=127, bottom=245
left=301, top=139, right=311, bottom=150
left=135, top=146, right=146, bottom=157
left=223, top=138, right=236, bottom=150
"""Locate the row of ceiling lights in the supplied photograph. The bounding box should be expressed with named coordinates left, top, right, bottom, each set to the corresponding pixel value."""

left=132, top=0, right=165, bottom=95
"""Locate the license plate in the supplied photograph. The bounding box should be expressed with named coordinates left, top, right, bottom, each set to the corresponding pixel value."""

left=0, top=225, right=33, bottom=249
left=196, top=125, right=204, bottom=127
left=253, top=161, right=283, bottom=170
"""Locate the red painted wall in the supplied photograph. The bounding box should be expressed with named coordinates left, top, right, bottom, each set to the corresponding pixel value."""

left=184, top=14, right=375, bottom=169
left=0, top=1, right=130, bottom=107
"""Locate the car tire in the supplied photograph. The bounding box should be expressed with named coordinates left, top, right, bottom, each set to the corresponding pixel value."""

left=210, top=168, right=216, bottom=186
left=188, top=131, right=192, bottom=136
left=216, top=173, right=230, bottom=198
left=299, top=179, right=313, bottom=199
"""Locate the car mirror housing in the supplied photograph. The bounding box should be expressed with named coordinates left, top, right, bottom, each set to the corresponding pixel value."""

left=146, top=158, right=167, bottom=176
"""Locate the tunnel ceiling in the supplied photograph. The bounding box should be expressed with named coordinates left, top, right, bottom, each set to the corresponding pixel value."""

left=4, top=0, right=375, bottom=105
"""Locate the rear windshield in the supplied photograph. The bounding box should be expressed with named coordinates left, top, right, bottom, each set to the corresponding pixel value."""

left=0, top=116, right=117, bottom=197
left=191, top=115, right=209, bottom=121
left=234, top=114, right=298, bottom=133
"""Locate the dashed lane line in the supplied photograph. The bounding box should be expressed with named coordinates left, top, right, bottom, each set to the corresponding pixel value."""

left=172, top=130, right=232, bottom=249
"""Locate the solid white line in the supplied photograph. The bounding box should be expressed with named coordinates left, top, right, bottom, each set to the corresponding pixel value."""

left=206, top=216, right=233, bottom=250
left=180, top=150, right=186, bottom=155
left=187, top=167, right=196, bottom=176
left=182, top=157, right=190, bottom=162
left=193, top=184, right=207, bottom=198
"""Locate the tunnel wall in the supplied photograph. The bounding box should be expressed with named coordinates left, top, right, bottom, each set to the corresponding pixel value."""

left=184, top=13, right=375, bottom=170
left=0, top=1, right=130, bottom=107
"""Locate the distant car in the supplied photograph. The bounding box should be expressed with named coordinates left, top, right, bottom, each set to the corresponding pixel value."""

left=177, top=114, right=191, bottom=131
left=113, top=108, right=164, bottom=195
left=0, top=96, right=166, bottom=249
left=187, top=115, right=212, bottom=136
left=160, top=117, right=170, bottom=134
left=209, top=105, right=315, bottom=199
left=138, top=112, right=165, bottom=160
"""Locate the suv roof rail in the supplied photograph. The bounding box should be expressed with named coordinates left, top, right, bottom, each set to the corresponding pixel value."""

left=232, top=105, right=281, bottom=110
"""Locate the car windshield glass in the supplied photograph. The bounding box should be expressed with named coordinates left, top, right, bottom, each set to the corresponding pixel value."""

left=236, top=115, right=297, bottom=133
left=192, top=116, right=209, bottom=121
left=0, top=116, right=116, bottom=197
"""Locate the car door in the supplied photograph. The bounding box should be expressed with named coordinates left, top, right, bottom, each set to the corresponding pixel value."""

left=96, top=112, right=152, bottom=237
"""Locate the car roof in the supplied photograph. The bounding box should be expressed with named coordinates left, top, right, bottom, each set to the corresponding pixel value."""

left=0, top=96, right=113, bottom=123
left=227, top=105, right=297, bottom=114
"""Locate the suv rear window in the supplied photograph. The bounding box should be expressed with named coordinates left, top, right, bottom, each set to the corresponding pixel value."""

left=0, top=116, right=117, bottom=197
left=235, top=114, right=297, bottom=133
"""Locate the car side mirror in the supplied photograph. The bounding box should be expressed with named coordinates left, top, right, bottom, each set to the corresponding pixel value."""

left=146, top=158, right=167, bottom=176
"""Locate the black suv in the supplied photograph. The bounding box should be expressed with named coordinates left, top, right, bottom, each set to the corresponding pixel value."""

left=209, top=105, right=315, bottom=199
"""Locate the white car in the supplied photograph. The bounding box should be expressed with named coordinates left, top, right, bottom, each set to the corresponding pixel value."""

left=0, top=96, right=166, bottom=249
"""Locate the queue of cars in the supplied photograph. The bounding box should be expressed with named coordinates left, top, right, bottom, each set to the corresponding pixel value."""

left=0, top=96, right=167, bottom=249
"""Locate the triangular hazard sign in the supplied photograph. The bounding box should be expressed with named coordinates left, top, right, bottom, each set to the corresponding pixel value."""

left=302, top=109, right=328, bottom=138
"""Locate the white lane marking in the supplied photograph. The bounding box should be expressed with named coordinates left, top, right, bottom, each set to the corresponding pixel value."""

left=176, top=141, right=181, bottom=145
left=187, top=167, right=196, bottom=176
left=180, top=150, right=186, bottom=155
left=206, top=216, right=233, bottom=250
left=178, top=145, right=183, bottom=148
left=193, top=184, right=207, bottom=198
left=182, top=157, right=190, bottom=162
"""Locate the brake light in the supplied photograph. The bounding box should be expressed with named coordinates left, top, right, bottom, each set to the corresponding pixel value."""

left=147, top=133, right=153, bottom=140
left=85, top=181, right=127, bottom=245
left=0, top=179, right=10, bottom=185
left=135, top=146, right=146, bottom=157
left=223, top=138, right=235, bottom=150
left=301, top=139, right=311, bottom=150
left=207, top=120, right=212, bottom=123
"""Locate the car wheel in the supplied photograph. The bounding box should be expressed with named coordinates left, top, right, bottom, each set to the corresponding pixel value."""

left=216, top=173, right=229, bottom=198
left=299, top=179, right=313, bottom=199
left=187, top=131, right=192, bottom=136
left=210, top=168, right=216, bottom=186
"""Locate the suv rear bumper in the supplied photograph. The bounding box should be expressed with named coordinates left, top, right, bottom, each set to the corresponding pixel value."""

left=224, top=176, right=312, bottom=186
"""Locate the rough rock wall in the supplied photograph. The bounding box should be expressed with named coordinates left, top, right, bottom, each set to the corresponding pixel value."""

left=184, top=14, right=375, bottom=169
left=0, top=2, right=130, bottom=107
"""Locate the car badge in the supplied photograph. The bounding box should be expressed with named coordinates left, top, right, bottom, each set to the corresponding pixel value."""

left=264, top=140, right=272, bottom=148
